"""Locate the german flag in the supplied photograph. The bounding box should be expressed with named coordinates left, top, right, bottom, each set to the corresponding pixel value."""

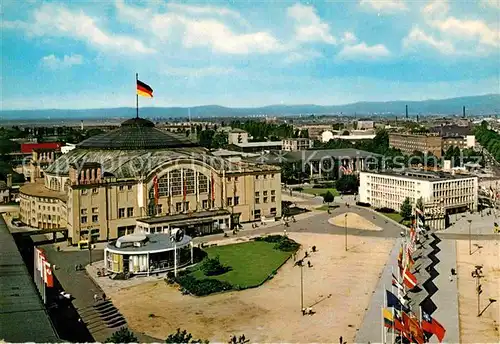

left=137, top=80, right=153, bottom=98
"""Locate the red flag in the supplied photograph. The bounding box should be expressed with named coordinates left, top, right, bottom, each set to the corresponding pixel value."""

left=153, top=175, right=159, bottom=205
left=422, top=310, right=446, bottom=342
left=402, top=312, right=424, bottom=344
left=403, top=268, right=418, bottom=289
left=44, top=261, right=54, bottom=287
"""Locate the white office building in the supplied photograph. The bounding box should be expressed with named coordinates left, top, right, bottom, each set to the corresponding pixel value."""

left=359, top=170, right=478, bottom=213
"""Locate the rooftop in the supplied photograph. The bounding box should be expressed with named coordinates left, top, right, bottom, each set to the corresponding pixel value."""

left=0, top=216, right=59, bottom=342
left=246, top=148, right=382, bottom=164
left=363, top=169, right=478, bottom=181
left=77, top=117, right=197, bottom=150
left=19, top=180, right=68, bottom=201
left=106, top=233, right=192, bottom=253
left=234, top=141, right=282, bottom=148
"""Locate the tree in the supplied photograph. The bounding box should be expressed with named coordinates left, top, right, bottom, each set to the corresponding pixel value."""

left=336, top=175, right=359, bottom=194
left=323, top=190, right=334, bottom=205
left=341, top=130, right=350, bottom=136
left=106, top=327, right=138, bottom=343
left=165, top=328, right=208, bottom=344
left=416, top=197, right=424, bottom=213
left=211, top=132, right=228, bottom=149
left=400, top=197, right=412, bottom=220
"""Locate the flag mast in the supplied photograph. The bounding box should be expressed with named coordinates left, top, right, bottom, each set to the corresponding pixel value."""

left=136, top=73, right=139, bottom=119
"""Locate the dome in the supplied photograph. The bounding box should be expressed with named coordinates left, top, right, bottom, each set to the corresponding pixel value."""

left=77, top=117, right=197, bottom=150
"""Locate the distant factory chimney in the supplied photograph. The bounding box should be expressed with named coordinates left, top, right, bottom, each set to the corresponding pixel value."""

left=80, top=120, right=84, bottom=131
left=417, top=114, right=419, bottom=122
left=405, top=105, right=408, bottom=119
left=463, top=106, right=466, bottom=118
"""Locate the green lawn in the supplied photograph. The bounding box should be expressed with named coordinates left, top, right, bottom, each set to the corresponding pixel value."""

left=189, top=241, right=293, bottom=288
left=379, top=212, right=412, bottom=227
left=301, top=187, right=340, bottom=197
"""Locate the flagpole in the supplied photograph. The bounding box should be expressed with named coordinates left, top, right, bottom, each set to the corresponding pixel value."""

left=136, top=73, right=139, bottom=119
left=391, top=267, right=395, bottom=344
left=383, top=284, right=387, bottom=344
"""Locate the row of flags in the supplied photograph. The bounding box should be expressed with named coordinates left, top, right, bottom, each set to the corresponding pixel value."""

left=35, top=248, right=53, bottom=288
left=382, top=206, right=446, bottom=343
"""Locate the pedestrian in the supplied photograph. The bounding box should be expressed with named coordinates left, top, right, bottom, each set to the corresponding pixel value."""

left=302, top=308, right=306, bottom=316
left=339, top=336, right=343, bottom=344
left=102, top=292, right=106, bottom=301
left=241, top=334, right=245, bottom=343
left=232, top=335, right=237, bottom=344
left=307, top=261, right=312, bottom=268
left=93, top=294, right=98, bottom=303
left=449, top=274, right=453, bottom=282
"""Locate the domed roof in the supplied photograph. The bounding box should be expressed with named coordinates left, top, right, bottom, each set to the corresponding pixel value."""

left=77, top=117, right=197, bottom=150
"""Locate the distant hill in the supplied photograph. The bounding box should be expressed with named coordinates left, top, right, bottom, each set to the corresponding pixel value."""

left=1, top=94, right=499, bottom=120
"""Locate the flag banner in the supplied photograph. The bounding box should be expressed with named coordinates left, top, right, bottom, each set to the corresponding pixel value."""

left=211, top=173, right=215, bottom=202
left=183, top=172, right=187, bottom=202
left=391, top=273, right=404, bottom=291
left=386, top=290, right=409, bottom=313
left=403, top=268, right=418, bottom=289
left=383, top=308, right=394, bottom=328
left=402, top=312, right=424, bottom=344
left=44, top=261, right=53, bottom=287
left=137, top=182, right=144, bottom=208
left=137, top=80, right=153, bottom=98
left=422, top=310, right=446, bottom=342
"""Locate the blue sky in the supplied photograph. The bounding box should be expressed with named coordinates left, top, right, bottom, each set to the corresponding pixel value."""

left=1, top=0, right=499, bottom=109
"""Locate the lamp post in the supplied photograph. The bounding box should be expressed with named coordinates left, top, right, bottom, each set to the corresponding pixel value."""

left=467, top=219, right=472, bottom=255
left=344, top=213, right=348, bottom=251
left=300, top=263, right=304, bottom=312
left=88, top=235, right=93, bottom=266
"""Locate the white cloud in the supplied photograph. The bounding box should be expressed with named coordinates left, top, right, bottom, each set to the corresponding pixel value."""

left=165, top=2, right=244, bottom=21
left=336, top=42, right=391, bottom=60
left=403, top=27, right=455, bottom=54
left=2, top=3, right=155, bottom=54
left=341, top=31, right=358, bottom=45
left=481, top=0, right=500, bottom=9
left=115, top=1, right=285, bottom=55
left=429, top=16, right=500, bottom=47
left=41, top=54, right=84, bottom=69
left=287, top=3, right=336, bottom=44
left=359, top=0, right=408, bottom=13
left=421, top=0, right=449, bottom=18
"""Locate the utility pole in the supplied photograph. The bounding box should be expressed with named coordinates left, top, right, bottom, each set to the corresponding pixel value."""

left=88, top=236, right=93, bottom=266
left=467, top=219, right=472, bottom=255
left=344, top=213, right=348, bottom=251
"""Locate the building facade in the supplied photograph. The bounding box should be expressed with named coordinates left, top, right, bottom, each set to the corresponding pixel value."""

left=19, top=118, right=282, bottom=245
left=359, top=170, right=478, bottom=214
left=389, top=133, right=442, bottom=157
left=442, top=135, right=476, bottom=151
left=227, top=129, right=249, bottom=145
left=282, top=138, right=313, bottom=151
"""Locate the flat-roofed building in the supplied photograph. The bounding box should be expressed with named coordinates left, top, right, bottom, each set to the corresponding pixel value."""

left=389, top=133, right=442, bottom=157
left=282, top=138, right=313, bottom=151
left=359, top=170, right=478, bottom=215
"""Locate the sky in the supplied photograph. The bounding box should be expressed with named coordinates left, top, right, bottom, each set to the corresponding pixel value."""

left=1, top=0, right=499, bottom=110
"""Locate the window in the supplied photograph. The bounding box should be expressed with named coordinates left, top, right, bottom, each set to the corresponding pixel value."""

left=52, top=206, right=56, bottom=211
left=176, top=202, right=182, bottom=212
left=227, top=177, right=231, bottom=181
left=255, top=197, right=260, bottom=204
left=271, top=174, right=275, bottom=178
left=234, top=177, right=238, bottom=182
left=254, top=209, right=261, bottom=219
left=271, top=196, right=276, bottom=202
left=81, top=189, right=88, bottom=195
left=271, top=190, right=275, bottom=195
left=156, top=204, right=163, bottom=214
left=92, top=215, right=98, bottom=223
left=255, top=175, right=258, bottom=180
left=118, top=208, right=125, bottom=218
left=48, top=215, right=51, bottom=220
left=184, top=201, right=190, bottom=211
left=119, top=185, right=125, bottom=191
left=263, top=174, right=267, bottom=179
left=127, top=185, right=133, bottom=190
left=127, top=207, right=134, bottom=217
left=92, top=188, right=98, bottom=194
left=202, top=200, right=209, bottom=209
left=92, top=207, right=98, bottom=213
left=270, top=207, right=277, bottom=214
left=255, top=191, right=260, bottom=197
left=81, top=208, right=87, bottom=215
left=263, top=197, right=268, bottom=203
left=234, top=196, right=239, bottom=205
left=263, top=191, right=268, bottom=196
left=81, top=216, right=87, bottom=224
left=227, top=197, right=233, bottom=206
left=198, top=174, right=208, bottom=194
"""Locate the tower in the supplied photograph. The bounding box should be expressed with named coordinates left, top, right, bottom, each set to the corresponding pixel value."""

left=405, top=105, right=408, bottom=119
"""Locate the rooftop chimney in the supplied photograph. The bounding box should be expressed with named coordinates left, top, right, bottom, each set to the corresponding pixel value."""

left=463, top=106, right=466, bottom=118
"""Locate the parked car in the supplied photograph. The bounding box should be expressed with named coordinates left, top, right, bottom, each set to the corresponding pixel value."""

left=11, top=219, right=23, bottom=227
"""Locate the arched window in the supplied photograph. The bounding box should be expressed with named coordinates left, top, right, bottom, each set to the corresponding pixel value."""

left=148, top=169, right=210, bottom=198
left=50, top=178, right=60, bottom=191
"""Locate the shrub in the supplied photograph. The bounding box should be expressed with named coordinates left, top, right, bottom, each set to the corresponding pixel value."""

left=292, top=187, right=304, bottom=192
left=375, top=207, right=396, bottom=213
left=176, top=275, right=233, bottom=296
left=200, top=256, right=230, bottom=276
left=356, top=201, right=371, bottom=207
left=273, top=237, right=300, bottom=252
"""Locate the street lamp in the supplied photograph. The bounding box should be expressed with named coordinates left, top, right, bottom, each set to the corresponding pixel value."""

left=300, top=263, right=304, bottom=312
left=467, top=219, right=472, bottom=255
left=344, top=213, right=348, bottom=252
left=88, top=235, right=93, bottom=266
